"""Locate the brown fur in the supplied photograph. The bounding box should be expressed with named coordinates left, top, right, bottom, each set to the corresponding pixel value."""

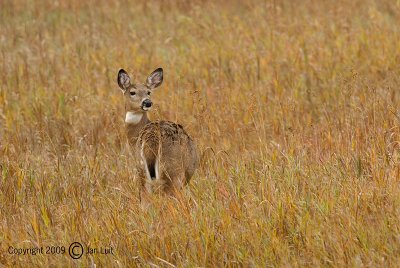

left=118, top=68, right=198, bottom=198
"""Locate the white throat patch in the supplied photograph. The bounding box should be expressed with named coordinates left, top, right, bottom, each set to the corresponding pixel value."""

left=125, top=112, right=143, bottom=124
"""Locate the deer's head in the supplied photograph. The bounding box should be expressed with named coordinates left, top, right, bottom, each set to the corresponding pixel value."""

left=117, top=68, right=163, bottom=115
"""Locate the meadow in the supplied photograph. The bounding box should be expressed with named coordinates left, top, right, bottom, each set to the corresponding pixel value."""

left=1, top=0, right=400, bottom=266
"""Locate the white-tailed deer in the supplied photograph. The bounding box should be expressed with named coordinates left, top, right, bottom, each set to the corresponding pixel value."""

left=117, top=68, right=198, bottom=198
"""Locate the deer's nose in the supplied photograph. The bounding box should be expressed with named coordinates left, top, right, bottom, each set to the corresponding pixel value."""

left=142, top=99, right=152, bottom=108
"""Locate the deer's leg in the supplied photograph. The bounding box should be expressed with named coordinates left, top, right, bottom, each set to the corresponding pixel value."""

left=139, top=189, right=152, bottom=210
left=164, top=172, right=186, bottom=196
left=138, top=168, right=152, bottom=209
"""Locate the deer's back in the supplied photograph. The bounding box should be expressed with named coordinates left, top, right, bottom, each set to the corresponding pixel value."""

left=136, top=120, right=198, bottom=183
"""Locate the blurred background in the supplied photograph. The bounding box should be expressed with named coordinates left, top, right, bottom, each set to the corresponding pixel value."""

left=1, top=0, right=400, bottom=266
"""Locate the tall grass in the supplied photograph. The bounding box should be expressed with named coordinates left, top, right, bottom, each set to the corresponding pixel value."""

left=1, top=0, right=400, bottom=266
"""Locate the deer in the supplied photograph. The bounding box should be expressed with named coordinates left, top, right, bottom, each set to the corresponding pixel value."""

left=117, top=68, right=198, bottom=200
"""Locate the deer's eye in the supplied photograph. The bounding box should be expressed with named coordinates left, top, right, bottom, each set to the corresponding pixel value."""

left=147, top=91, right=151, bottom=95
left=130, top=91, right=136, bottom=96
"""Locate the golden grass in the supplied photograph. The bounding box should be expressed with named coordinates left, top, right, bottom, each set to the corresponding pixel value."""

left=1, top=0, right=400, bottom=266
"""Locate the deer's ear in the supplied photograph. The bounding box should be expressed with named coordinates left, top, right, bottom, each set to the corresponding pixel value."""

left=117, top=69, right=131, bottom=91
left=146, top=68, right=163, bottom=89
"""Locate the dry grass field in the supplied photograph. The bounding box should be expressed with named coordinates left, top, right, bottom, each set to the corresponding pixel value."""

left=1, top=0, right=400, bottom=266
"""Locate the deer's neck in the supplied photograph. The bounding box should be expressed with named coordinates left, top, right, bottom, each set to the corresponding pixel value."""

left=125, top=112, right=150, bottom=144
